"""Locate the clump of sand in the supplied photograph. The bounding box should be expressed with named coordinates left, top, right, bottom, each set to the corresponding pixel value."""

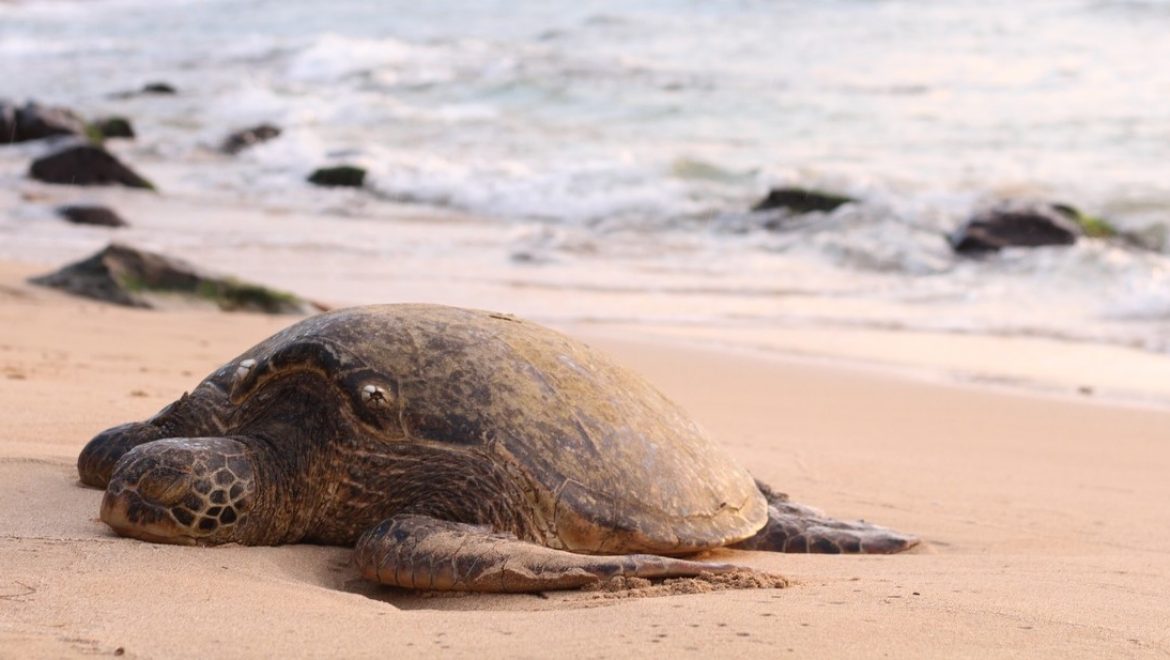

left=585, top=569, right=788, bottom=599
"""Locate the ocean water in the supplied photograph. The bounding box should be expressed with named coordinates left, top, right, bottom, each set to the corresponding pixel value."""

left=2, top=0, right=1170, bottom=353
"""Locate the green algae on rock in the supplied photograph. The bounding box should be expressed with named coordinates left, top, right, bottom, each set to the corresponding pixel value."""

left=1052, top=204, right=1118, bottom=239
left=90, top=116, right=136, bottom=141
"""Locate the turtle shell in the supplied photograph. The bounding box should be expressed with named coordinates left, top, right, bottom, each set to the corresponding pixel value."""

left=216, top=304, right=767, bottom=555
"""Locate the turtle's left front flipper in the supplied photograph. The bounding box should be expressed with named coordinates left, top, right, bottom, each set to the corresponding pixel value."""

left=354, top=514, right=741, bottom=593
left=79, top=386, right=229, bottom=488
left=733, top=482, right=919, bottom=554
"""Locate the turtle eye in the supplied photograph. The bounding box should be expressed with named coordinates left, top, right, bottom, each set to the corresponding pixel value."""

left=360, top=384, right=392, bottom=409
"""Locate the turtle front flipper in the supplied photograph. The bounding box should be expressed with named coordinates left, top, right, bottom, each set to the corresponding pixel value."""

left=732, top=481, right=919, bottom=554
left=79, top=387, right=228, bottom=488
left=354, top=514, right=743, bottom=593
left=79, top=419, right=181, bottom=489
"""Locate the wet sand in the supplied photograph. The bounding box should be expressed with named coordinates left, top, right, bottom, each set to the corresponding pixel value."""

left=1, top=261, right=1168, bottom=658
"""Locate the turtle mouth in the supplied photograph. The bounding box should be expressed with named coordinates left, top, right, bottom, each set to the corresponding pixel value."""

left=100, top=486, right=198, bottom=546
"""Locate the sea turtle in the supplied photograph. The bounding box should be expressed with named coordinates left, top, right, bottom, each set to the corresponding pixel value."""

left=78, top=304, right=917, bottom=592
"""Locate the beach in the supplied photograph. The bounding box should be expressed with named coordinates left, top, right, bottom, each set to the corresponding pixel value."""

left=2, top=261, right=1168, bottom=658
left=4, top=0, right=1170, bottom=656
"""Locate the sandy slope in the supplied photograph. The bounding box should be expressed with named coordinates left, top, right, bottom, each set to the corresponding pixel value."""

left=1, top=261, right=1168, bottom=659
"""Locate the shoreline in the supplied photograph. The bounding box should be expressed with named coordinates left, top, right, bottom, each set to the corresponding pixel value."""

left=6, top=250, right=1170, bottom=412
left=2, top=261, right=1169, bottom=657
left=580, top=320, right=1170, bottom=412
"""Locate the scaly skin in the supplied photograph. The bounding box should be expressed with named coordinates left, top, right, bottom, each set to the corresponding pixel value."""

left=353, top=515, right=743, bottom=592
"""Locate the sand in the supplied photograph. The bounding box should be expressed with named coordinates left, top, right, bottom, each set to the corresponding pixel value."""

left=1, top=260, right=1169, bottom=659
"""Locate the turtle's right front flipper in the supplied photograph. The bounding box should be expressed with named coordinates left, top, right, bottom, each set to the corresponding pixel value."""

left=354, top=514, right=742, bottom=593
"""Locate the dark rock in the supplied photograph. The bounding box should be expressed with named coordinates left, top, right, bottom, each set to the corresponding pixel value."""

left=0, top=103, right=12, bottom=142
left=752, top=187, right=856, bottom=214
left=29, top=144, right=155, bottom=189
left=92, top=116, right=136, bottom=140
left=140, top=82, right=177, bottom=95
left=951, top=204, right=1081, bottom=254
left=0, top=100, right=89, bottom=144
left=56, top=205, right=128, bottom=228
left=111, top=82, right=178, bottom=99
left=29, top=243, right=316, bottom=314
left=221, top=123, right=281, bottom=155
left=307, top=165, right=366, bottom=188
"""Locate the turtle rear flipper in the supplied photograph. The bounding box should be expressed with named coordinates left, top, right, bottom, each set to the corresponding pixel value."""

left=733, top=484, right=919, bottom=554
left=354, top=514, right=744, bottom=592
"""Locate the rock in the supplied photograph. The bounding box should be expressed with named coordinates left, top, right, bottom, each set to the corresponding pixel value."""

left=29, top=243, right=318, bottom=314
left=0, top=100, right=89, bottom=144
left=307, top=165, right=366, bottom=188
left=752, top=187, right=856, bottom=214
left=955, top=202, right=1161, bottom=254
left=29, top=144, right=155, bottom=189
left=111, top=82, right=178, bottom=99
left=91, top=116, right=136, bottom=140
left=221, top=123, right=281, bottom=155
left=0, top=103, right=13, bottom=141
left=140, top=82, right=177, bottom=95
left=56, top=205, right=128, bottom=228
left=951, top=204, right=1081, bottom=254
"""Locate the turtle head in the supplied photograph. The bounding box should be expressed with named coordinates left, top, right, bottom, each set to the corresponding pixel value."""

left=100, top=437, right=273, bottom=545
